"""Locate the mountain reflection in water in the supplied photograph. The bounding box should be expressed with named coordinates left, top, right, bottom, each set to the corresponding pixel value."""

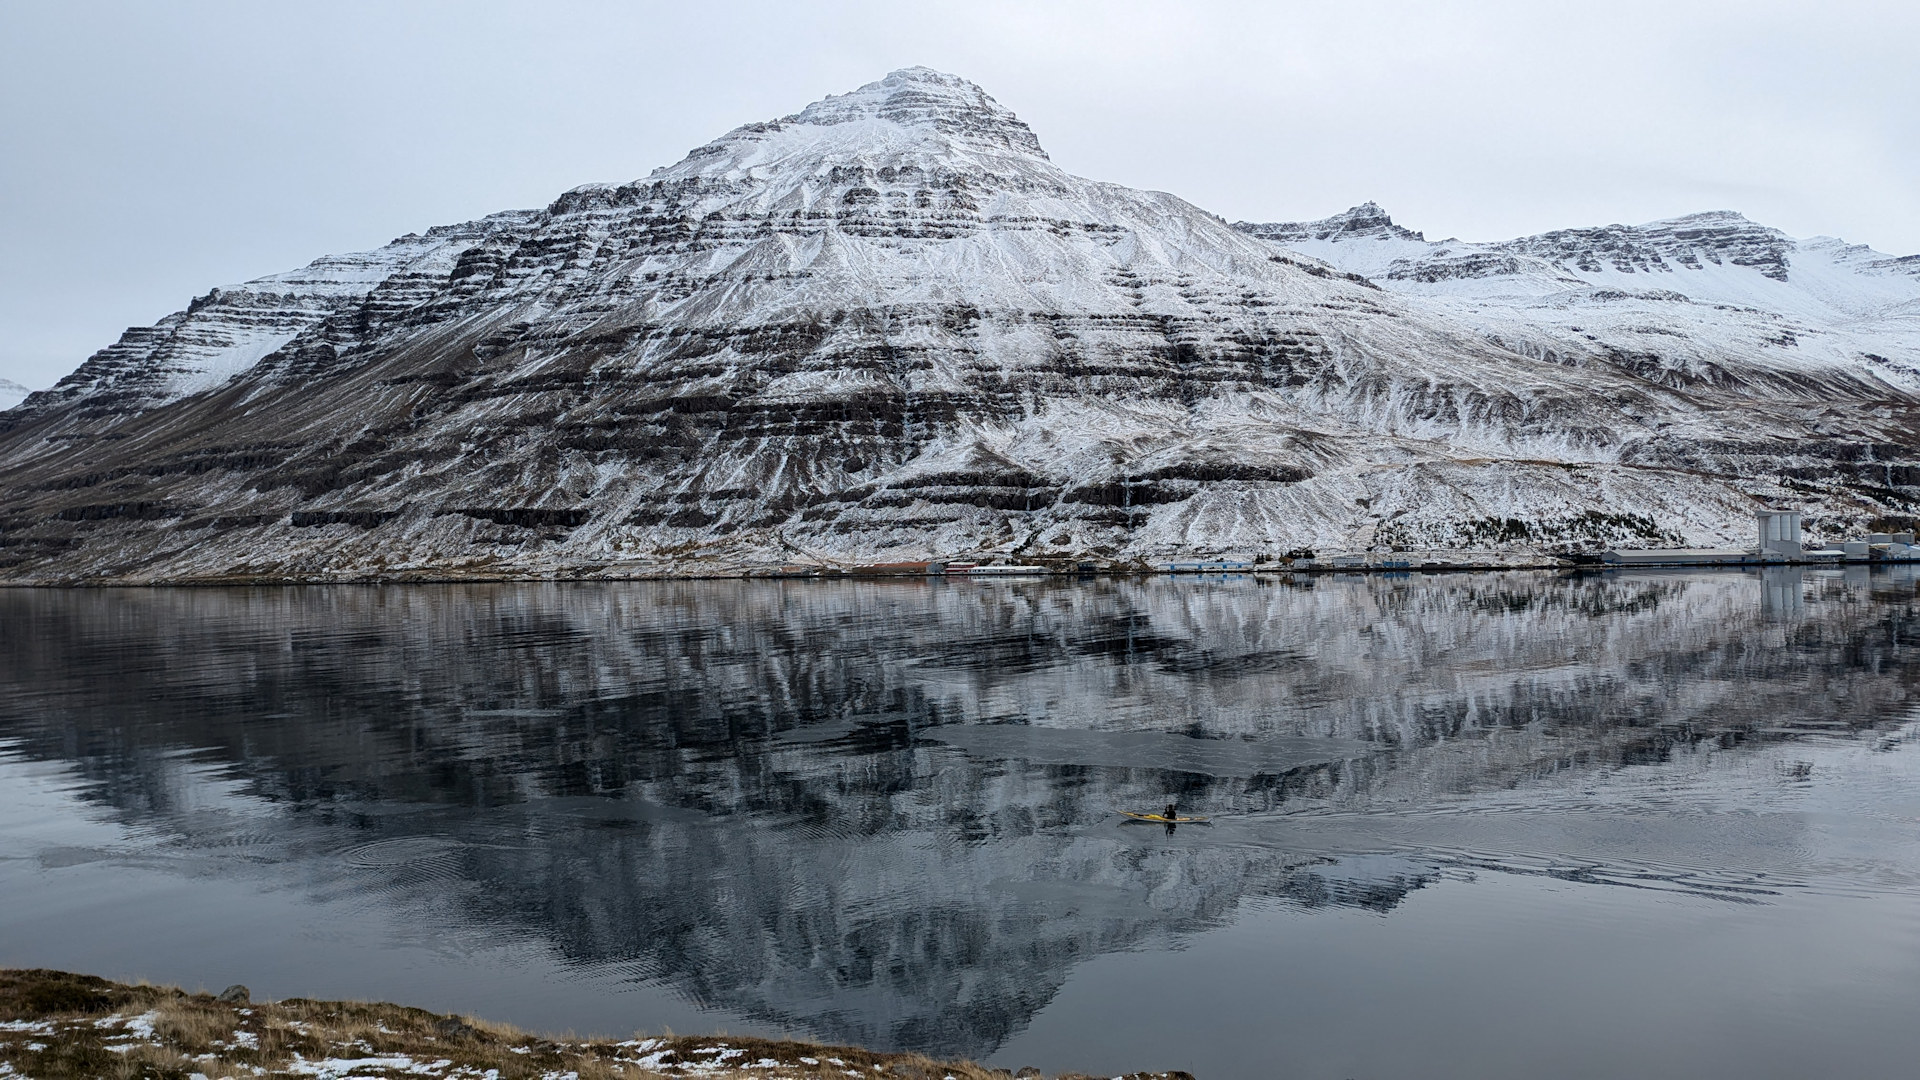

left=2, top=568, right=1919, bottom=1072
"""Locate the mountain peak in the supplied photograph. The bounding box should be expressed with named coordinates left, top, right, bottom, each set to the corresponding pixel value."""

left=632, top=68, right=1051, bottom=190
left=784, top=68, right=1047, bottom=158
left=1505, top=209, right=1791, bottom=280
left=1233, top=203, right=1425, bottom=244
left=1656, top=210, right=1753, bottom=226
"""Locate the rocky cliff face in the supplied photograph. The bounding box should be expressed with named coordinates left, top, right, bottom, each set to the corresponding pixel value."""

left=2, top=68, right=1918, bottom=583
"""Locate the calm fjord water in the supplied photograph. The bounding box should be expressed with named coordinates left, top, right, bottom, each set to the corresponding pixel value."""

left=3, top=570, right=1919, bottom=1079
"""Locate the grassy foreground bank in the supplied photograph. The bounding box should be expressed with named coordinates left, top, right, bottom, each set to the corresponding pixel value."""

left=0, top=970, right=1192, bottom=1080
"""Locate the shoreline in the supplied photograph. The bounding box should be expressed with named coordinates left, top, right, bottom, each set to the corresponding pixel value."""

left=2, top=556, right=1912, bottom=588
left=0, top=969, right=1190, bottom=1080
left=0, top=565, right=1565, bottom=588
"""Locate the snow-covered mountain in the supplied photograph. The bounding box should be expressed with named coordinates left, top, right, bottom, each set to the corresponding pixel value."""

left=1, top=68, right=1917, bottom=583
left=0, top=379, right=28, bottom=411
left=1236, top=202, right=1920, bottom=394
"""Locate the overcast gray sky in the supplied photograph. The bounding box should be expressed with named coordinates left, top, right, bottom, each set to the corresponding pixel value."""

left=4, top=0, right=1916, bottom=390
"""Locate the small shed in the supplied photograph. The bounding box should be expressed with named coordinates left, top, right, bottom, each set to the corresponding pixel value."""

left=1757, top=509, right=1802, bottom=558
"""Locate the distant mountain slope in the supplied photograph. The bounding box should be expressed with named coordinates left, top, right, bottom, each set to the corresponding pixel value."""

left=1, top=69, right=1917, bottom=583
left=0, top=379, right=27, bottom=412
left=1235, top=203, right=1920, bottom=392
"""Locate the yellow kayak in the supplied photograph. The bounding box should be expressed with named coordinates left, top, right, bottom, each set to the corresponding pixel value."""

left=1119, top=811, right=1210, bottom=824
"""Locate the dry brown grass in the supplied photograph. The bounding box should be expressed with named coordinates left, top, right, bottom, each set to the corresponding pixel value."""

left=0, top=968, right=1195, bottom=1080
left=151, top=996, right=234, bottom=1051
left=109, top=1042, right=195, bottom=1080
left=194, top=1059, right=264, bottom=1080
